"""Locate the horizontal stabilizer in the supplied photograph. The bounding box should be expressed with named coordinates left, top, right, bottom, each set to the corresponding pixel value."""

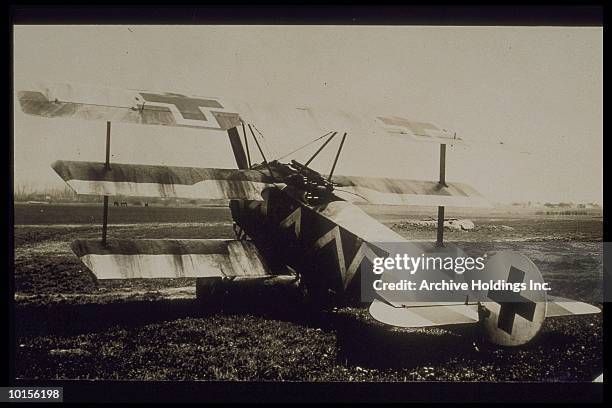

left=72, top=239, right=272, bottom=279
left=331, top=175, right=490, bottom=208
left=369, top=298, right=479, bottom=328
left=18, top=82, right=241, bottom=130
left=52, top=160, right=276, bottom=200
left=545, top=296, right=601, bottom=317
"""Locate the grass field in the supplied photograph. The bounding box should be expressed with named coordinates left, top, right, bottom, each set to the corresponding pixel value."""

left=12, top=203, right=603, bottom=381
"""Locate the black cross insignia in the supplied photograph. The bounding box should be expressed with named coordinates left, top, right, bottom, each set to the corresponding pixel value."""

left=487, top=266, right=537, bottom=335
left=378, top=117, right=439, bottom=136
left=138, top=92, right=224, bottom=121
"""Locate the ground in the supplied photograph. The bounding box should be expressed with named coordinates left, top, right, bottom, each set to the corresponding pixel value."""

left=13, top=203, right=603, bottom=381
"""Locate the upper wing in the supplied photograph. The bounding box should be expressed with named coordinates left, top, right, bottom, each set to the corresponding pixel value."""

left=72, top=239, right=273, bottom=279
left=17, top=81, right=242, bottom=130
left=18, top=82, right=508, bottom=149
left=331, top=175, right=490, bottom=208
left=52, top=160, right=277, bottom=200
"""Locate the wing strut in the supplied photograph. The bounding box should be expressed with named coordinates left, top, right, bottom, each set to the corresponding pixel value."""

left=227, top=127, right=249, bottom=169
left=102, top=121, right=111, bottom=246
left=241, top=122, right=252, bottom=168
left=436, top=142, right=447, bottom=247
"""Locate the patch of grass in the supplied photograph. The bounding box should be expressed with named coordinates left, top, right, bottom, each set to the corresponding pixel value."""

left=15, top=308, right=602, bottom=381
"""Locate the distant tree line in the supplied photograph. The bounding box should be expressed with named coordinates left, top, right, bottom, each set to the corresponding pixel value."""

left=14, top=183, right=77, bottom=202
left=509, top=201, right=600, bottom=208
left=535, top=210, right=590, bottom=216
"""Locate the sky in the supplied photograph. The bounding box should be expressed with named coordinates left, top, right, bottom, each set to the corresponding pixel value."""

left=13, top=25, right=602, bottom=204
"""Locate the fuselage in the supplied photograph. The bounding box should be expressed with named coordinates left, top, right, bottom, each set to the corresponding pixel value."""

left=228, top=166, right=407, bottom=305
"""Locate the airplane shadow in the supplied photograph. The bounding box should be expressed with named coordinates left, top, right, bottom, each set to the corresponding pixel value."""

left=332, top=318, right=480, bottom=369
left=15, top=283, right=309, bottom=337
left=15, top=283, right=583, bottom=371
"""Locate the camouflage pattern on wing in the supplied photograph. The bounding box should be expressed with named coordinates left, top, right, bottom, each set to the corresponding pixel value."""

left=17, top=82, right=242, bottom=130
left=330, top=175, right=490, bottom=208
left=17, top=82, right=486, bottom=146
left=72, top=239, right=272, bottom=279
left=52, top=160, right=277, bottom=200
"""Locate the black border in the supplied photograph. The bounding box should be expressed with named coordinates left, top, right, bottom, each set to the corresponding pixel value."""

left=7, top=3, right=605, bottom=404
left=10, top=380, right=606, bottom=403
left=9, top=4, right=604, bottom=26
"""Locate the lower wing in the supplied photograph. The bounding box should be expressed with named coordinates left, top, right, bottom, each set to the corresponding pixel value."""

left=72, top=239, right=273, bottom=279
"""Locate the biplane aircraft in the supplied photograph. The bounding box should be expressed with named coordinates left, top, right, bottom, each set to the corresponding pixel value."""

left=17, top=82, right=600, bottom=347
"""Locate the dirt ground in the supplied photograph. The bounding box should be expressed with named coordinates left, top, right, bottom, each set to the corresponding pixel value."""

left=12, top=203, right=603, bottom=381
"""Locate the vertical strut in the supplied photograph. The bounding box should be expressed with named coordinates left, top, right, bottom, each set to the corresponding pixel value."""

left=102, top=121, right=111, bottom=245
left=436, top=143, right=447, bottom=247
left=439, top=143, right=447, bottom=187
left=436, top=205, right=445, bottom=247
left=105, top=121, right=111, bottom=170
left=242, top=122, right=251, bottom=168
left=227, top=127, right=249, bottom=169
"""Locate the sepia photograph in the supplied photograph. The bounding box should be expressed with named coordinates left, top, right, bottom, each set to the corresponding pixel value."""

left=9, top=8, right=604, bottom=403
